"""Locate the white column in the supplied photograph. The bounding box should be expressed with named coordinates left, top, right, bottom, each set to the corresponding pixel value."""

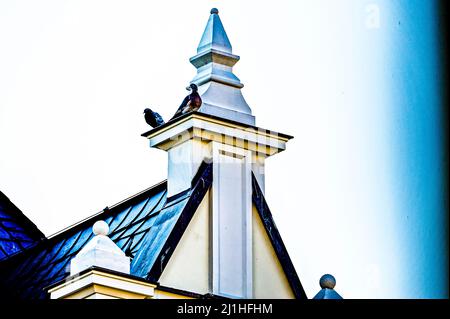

left=167, top=138, right=211, bottom=197
left=211, top=142, right=253, bottom=298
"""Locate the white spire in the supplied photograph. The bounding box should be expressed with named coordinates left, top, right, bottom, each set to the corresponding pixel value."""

left=189, top=8, right=255, bottom=125
left=70, top=220, right=130, bottom=276
left=197, top=8, right=232, bottom=55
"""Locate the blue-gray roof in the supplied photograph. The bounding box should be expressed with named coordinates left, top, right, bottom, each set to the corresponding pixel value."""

left=0, top=182, right=167, bottom=298
left=0, top=162, right=306, bottom=299
left=0, top=162, right=213, bottom=299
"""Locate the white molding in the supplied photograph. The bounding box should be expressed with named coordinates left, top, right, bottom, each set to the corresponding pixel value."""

left=211, top=142, right=253, bottom=298
left=48, top=270, right=156, bottom=299
left=145, top=114, right=289, bottom=156
left=145, top=113, right=290, bottom=198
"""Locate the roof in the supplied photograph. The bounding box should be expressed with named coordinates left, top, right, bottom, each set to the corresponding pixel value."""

left=0, top=161, right=306, bottom=299
left=0, top=191, right=45, bottom=262
left=0, top=162, right=212, bottom=299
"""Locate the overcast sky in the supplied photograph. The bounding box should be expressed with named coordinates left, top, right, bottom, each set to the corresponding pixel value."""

left=0, top=0, right=446, bottom=298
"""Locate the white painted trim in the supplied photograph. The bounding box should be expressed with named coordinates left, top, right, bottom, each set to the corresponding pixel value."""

left=244, top=147, right=253, bottom=298
left=48, top=270, right=155, bottom=299
left=211, top=143, right=220, bottom=295
left=211, top=142, right=253, bottom=298
left=146, top=114, right=289, bottom=156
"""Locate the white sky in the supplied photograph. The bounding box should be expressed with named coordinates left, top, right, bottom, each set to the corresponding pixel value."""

left=0, top=0, right=442, bottom=298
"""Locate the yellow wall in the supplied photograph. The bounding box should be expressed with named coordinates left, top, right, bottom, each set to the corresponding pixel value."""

left=252, top=205, right=295, bottom=299
left=158, top=190, right=210, bottom=294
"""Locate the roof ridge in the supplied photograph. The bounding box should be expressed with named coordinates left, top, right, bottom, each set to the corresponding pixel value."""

left=47, top=180, right=167, bottom=240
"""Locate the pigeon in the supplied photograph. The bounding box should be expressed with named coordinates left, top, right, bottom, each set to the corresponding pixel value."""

left=144, top=108, right=165, bottom=128
left=171, top=83, right=202, bottom=120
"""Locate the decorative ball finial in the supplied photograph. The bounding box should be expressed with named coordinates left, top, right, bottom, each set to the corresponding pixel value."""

left=210, top=8, right=219, bottom=14
left=319, top=274, right=336, bottom=289
left=93, top=220, right=109, bottom=236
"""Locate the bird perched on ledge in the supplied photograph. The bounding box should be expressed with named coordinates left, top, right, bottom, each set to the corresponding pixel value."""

left=171, top=83, right=202, bottom=120
left=143, top=108, right=165, bottom=128
left=143, top=84, right=201, bottom=128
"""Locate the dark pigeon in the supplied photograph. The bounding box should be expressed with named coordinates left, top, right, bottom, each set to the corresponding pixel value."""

left=171, top=83, right=202, bottom=120
left=144, top=108, right=165, bottom=128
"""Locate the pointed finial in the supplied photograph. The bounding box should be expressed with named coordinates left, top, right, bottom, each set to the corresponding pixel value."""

left=189, top=7, right=255, bottom=125
left=196, top=8, right=232, bottom=54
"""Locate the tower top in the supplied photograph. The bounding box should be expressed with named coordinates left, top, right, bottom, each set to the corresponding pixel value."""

left=196, top=8, right=232, bottom=55
left=189, top=9, right=255, bottom=125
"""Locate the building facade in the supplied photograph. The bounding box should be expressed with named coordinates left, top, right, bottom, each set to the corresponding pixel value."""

left=0, top=9, right=341, bottom=300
